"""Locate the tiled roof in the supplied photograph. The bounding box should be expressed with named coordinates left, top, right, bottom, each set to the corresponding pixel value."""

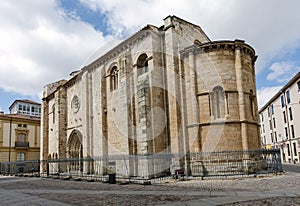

left=0, top=113, right=41, bottom=121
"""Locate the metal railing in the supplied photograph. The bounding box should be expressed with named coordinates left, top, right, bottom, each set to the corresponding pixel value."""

left=0, top=160, right=40, bottom=175
left=15, top=141, right=29, bottom=148
left=0, top=149, right=282, bottom=182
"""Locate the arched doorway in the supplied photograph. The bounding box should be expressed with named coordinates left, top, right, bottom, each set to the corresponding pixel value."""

left=67, top=130, right=83, bottom=172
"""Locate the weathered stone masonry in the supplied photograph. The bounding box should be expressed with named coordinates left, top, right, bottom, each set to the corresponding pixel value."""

left=41, top=16, right=261, bottom=177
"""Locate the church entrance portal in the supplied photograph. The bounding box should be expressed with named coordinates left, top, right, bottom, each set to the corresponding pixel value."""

left=67, top=130, right=83, bottom=172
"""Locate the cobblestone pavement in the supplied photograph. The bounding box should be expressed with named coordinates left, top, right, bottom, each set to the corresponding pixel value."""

left=1, top=171, right=300, bottom=205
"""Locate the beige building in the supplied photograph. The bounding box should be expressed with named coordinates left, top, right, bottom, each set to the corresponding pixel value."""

left=259, top=72, right=300, bottom=163
left=0, top=100, right=41, bottom=162
left=41, top=16, right=261, bottom=177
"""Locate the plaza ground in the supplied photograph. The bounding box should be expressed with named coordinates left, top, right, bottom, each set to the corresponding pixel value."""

left=0, top=164, right=300, bottom=205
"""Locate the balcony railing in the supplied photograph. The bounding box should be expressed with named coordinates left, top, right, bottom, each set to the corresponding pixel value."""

left=15, top=141, right=29, bottom=148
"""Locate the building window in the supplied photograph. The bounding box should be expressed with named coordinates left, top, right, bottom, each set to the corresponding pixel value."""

left=31, top=106, right=40, bottom=116
left=283, top=111, right=286, bottom=123
left=293, top=142, right=297, bottom=156
left=289, top=107, right=293, bottom=121
left=274, top=131, right=277, bottom=142
left=271, top=133, right=273, bottom=143
left=287, top=144, right=290, bottom=156
left=16, top=132, right=28, bottom=148
left=271, top=104, right=274, bottom=115
left=137, top=53, right=148, bottom=76
left=285, top=127, right=289, bottom=139
left=211, top=86, right=225, bottom=119
left=17, top=153, right=25, bottom=161
left=110, top=66, right=118, bottom=91
left=249, top=90, right=255, bottom=117
left=17, top=133, right=26, bottom=143
left=267, top=107, right=270, bottom=117
left=286, top=90, right=291, bottom=104
left=273, top=118, right=276, bottom=128
left=261, top=113, right=264, bottom=122
left=297, top=81, right=300, bottom=91
left=291, top=125, right=295, bottom=138
left=281, top=95, right=285, bottom=107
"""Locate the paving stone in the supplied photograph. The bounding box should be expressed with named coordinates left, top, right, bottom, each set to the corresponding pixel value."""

left=1, top=172, right=300, bottom=205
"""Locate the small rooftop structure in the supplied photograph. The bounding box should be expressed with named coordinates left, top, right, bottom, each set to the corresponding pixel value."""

left=9, top=99, right=41, bottom=118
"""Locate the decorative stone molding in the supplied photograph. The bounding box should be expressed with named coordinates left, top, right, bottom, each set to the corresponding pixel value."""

left=181, top=40, right=257, bottom=64
left=71, top=95, right=80, bottom=114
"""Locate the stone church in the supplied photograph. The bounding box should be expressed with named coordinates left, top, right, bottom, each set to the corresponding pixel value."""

left=41, top=16, right=261, bottom=178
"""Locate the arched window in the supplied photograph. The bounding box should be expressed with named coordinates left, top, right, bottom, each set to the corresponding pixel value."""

left=194, top=39, right=201, bottom=45
left=137, top=54, right=148, bottom=76
left=250, top=89, right=255, bottom=117
left=110, top=66, right=118, bottom=91
left=211, top=86, right=225, bottom=119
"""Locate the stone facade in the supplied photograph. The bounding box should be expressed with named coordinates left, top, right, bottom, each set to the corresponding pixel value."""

left=41, top=16, right=260, bottom=177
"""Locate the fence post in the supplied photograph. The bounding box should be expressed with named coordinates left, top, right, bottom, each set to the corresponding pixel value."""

left=46, top=160, right=49, bottom=177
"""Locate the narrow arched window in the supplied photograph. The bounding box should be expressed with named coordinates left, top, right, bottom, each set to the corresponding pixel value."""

left=211, top=86, right=225, bottom=119
left=250, top=89, right=255, bottom=117
left=137, top=54, right=148, bottom=76
left=110, top=66, right=118, bottom=91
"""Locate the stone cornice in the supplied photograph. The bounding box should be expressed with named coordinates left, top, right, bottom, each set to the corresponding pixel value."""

left=64, top=72, right=82, bottom=89
left=197, top=90, right=239, bottom=96
left=85, top=27, right=158, bottom=73
left=187, top=119, right=259, bottom=127
left=0, top=115, right=40, bottom=124
left=180, top=39, right=257, bottom=63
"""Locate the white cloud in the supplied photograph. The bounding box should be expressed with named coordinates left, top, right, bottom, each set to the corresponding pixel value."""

left=257, top=86, right=283, bottom=109
left=80, top=0, right=300, bottom=73
left=1, top=0, right=300, bottom=100
left=0, top=0, right=113, bottom=98
left=267, top=61, right=299, bottom=83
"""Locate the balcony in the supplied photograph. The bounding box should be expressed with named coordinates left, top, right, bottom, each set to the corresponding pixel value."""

left=15, top=141, right=29, bottom=149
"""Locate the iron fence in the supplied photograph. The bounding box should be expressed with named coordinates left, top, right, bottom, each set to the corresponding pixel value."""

left=0, top=149, right=282, bottom=182
left=189, top=149, right=282, bottom=177
left=0, top=160, right=40, bottom=175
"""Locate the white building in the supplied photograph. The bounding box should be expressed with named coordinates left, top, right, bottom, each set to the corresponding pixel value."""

left=9, top=99, right=41, bottom=117
left=259, top=72, right=300, bottom=163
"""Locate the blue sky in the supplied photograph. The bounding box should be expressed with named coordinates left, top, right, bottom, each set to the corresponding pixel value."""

left=0, top=0, right=299, bottom=112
